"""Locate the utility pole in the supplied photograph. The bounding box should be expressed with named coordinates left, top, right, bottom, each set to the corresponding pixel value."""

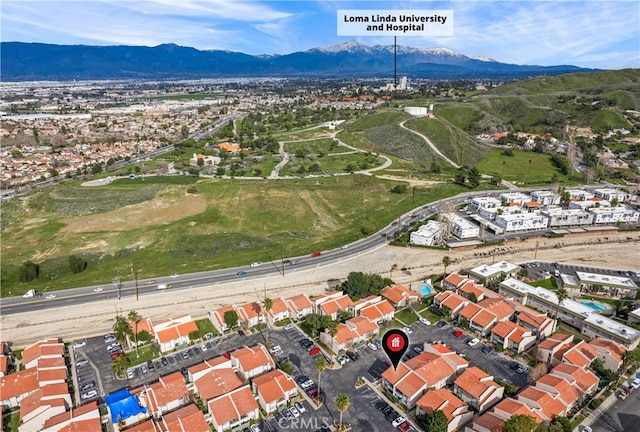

left=129, top=264, right=139, bottom=301
left=534, top=241, right=539, bottom=260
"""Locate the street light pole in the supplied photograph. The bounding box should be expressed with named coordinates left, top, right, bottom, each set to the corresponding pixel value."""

left=113, top=276, right=121, bottom=300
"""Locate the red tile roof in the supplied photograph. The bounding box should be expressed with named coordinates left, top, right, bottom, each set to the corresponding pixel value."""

left=536, top=374, right=580, bottom=407
left=416, top=388, right=467, bottom=421
left=208, top=386, right=258, bottom=427
left=194, top=367, right=243, bottom=402
left=230, top=344, right=274, bottom=373
left=141, top=372, right=189, bottom=413
left=454, top=367, right=501, bottom=405
left=517, top=387, right=566, bottom=420
left=381, top=284, right=419, bottom=305
left=43, top=401, right=101, bottom=431
left=162, top=403, right=210, bottom=432
left=252, top=370, right=297, bottom=404
left=477, top=298, right=515, bottom=320
left=469, top=412, right=505, bottom=432
left=0, top=368, right=39, bottom=400
left=588, top=338, right=626, bottom=363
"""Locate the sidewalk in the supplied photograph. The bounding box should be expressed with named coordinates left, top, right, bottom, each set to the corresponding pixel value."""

left=572, top=392, right=618, bottom=432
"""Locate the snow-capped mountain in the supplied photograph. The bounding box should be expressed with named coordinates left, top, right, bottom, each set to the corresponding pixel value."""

left=1, top=39, right=594, bottom=81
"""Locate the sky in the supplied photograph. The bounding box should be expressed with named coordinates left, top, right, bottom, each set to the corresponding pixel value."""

left=1, top=0, right=638, bottom=70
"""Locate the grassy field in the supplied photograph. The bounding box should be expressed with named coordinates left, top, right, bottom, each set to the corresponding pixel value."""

left=1, top=176, right=454, bottom=296
left=476, top=148, right=564, bottom=185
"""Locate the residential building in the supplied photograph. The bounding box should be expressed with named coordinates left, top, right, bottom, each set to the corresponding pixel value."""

left=443, top=273, right=469, bottom=291
left=207, top=386, right=259, bottom=432
left=453, top=367, right=504, bottom=413
left=381, top=284, right=420, bottom=307
left=494, top=212, right=549, bottom=232
left=137, top=372, right=190, bottom=417
left=357, top=299, right=395, bottom=324
left=313, top=291, right=354, bottom=319
left=187, top=355, right=232, bottom=382
left=161, top=404, right=210, bottom=432
left=21, top=338, right=64, bottom=370
left=0, top=343, right=12, bottom=377
left=320, top=316, right=378, bottom=354
left=499, top=192, right=531, bottom=205
left=516, top=386, right=568, bottom=421
left=470, top=197, right=501, bottom=213
left=534, top=374, right=580, bottom=412
left=581, top=314, right=640, bottom=350
left=229, top=344, right=274, bottom=380
left=469, top=261, right=520, bottom=282
left=561, top=341, right=599, bottom=369
left=252, top=369, right=298, bottom=414
left=40, top=401, right=101, bottom=432
left=588, top=207, right=639, bottom=224
left=236, top=302, right=264, bottom=329
left=285, top=294, right=314, bottom=320
left=458, top=303, right=497, bottom=336
left=442, top=213, right=480, bottom=239
left=516, top=311, right=556, bottom=340
left=381, top=347, right=468, bottom=409
left=208, top=305, right=236, bottom=334
left=458, top=281, right=486, bottom=302
left=549, top=363, right=598, bottom=402
left=152, top=315, right=199, bottom=353
left=490, top=398, right=544, bottom=424
left=542, top=208, right=593, bottom=228
left=189, top=153, right=220, bottom=167
left=410, top=220, right=446, bottom=246
left=531, top=190, right=559, bottom=205
left=629, top=306, right=640, bottom=325
left=434, top=291, right=469, bottom=318
left=490, top=321, right=536, bottom=353
left=464, top=412, right=505, bottom=432
left=536, top=333, right=574, bottom=364
left=593, top=187, right=629, bottom=202
left=574, top=271, right=638, bottom=298
left=193, top=367, right=243, bottom=403
left=18, top=384, right=70, bottom=432
left=415, top=388, right=473, bottom=432
left=265, top=297, right=291, bottom=325
left=1, top=368, right=41, bottom=409
left=588, top=338, right=627, bottom=371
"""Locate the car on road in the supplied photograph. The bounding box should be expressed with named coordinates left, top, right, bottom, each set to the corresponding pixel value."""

left=581, top=427, right=592, bottom=432
left=467, top=338, right=480, bottom=347
left=170, top=273, right=179, bottom=278
left=309, top=347, right=321, bottom=356
left=341, top=244, right=349, bottom=249
left=419, top=317, right=431, bottom=325
left=45, top=293, right=56, bottom=299
left=453, top=330, right=464, bottom=338
left=93, top=287, right=103, bottom=292
left=144, top=280, right=156, bottom=285
left=311, top=251, right=321, bottom=257
left=250, top=262, right=262, bottom=267
left=236, top=271, right=247, bottom=276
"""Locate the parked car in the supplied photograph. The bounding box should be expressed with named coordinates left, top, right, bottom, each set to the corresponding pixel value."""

left=516, top=365, right=528, bottom=374
left=201, top=343, right=208, bottom=352
left=437, top=320, right=447, bottom=328
left=160, top=357, right=169, bottom=366
left=180, top=366, right=188, bottom=377
left=402, top=326, right=413, bottom=334
left=375, top=401, right=389, bottom=411
left=284, top=324, right=294, bottom=330
left=110, top=352, right=124, bottom=361
left=397, top=421, right=411, bottom=432
left=413, top=346, right=423, bottom=354
left=481, top=346, right=492, bottom=354
left=127, top=370, right=135, bottom=379
left=181, top=351, right=189, bottom=360
left=81, top=390, right=98, bottom=400
left=73, top=339, right=87, bottom=348
left=80, top=381, right=96, bottom=392
left=419, top=317, right=431, bottom=325
left=290, top=406, right=300, bottom=418
left=453, top=330, right=464, bottom=338
left=467, top=338, right=480, bottom=347
left=630, top=378, right=640, bottom=390
left=392, top=417, right=406, bottom=428
left=147, top=360, right=155, bottom=371
left=367, top=342, right=378, bottom=350
left=141, top=364, right=149, bottom=374
left=295, top=401, right=306, bottom=413
left=309, top=347, right=321, bottom=356
left=346, top=351, right=359, bottom=361
left=336, top=356, right=348, bottom=365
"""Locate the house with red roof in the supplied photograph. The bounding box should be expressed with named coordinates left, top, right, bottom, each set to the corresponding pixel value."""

left=459, top=303, right=497, bottom=335
left=517, top=386, right=568, bottom=421
left=207, top=385, right=259, bottom=432
left=561, top=340, right=599, bottom=368
left=41, top=401, right=101, bottom=432
left=313, top=291, right=354, bottom=320
left=229, top=344, right=274, bottom=380
left=490, top=321, right=536, bottom=353
left=22, top=338, right=64, bottom=370
left=453, top=367, right=504, bottom=413
left=443, top=273, right=469, bottom=291
left=152, top=315, right=199, bottom=353
left=588, top=338, right=626, bottom=371
left=550, top=363, right=598, bottom=403
left=209, top=305, right=236, bottom=334
left=136, top=372, right=190, bottom=417
left=536, top=333, right=574, bottom=364
left=252, top=369, right=298, bottom=414
left=187, top=355, right=232, bottom=382
left=1, top=368, right=40, bottom=408
left=381, top=348, right=468, bottom=409
left=357, top=299, right=395, bottom=324
left=491, top=398, right=544, bottom=424
left=464, top=411, right=505, bottom=432
left=161, top=404, right=209, bottom=432
left=217, top=142, right=240, bottom=153
left=236, top=302, right=264, bottom=329
left=434, top=291, right=469, bottom=318
left=285, top=294, right=314, bottom=320
left=320, top=316, right=379, bottom=354
left=265, top=297, right=291, bottom=325
left=416, top=388, right=473, bottom=432
left=534, top=374, right=580, bottom=412
left=458, top=281, right=486, bottom=302
left=193, top=366, right=243, bottom=402
left=381, top=284, right=420, bottom=307
left=19, top=383, right=70, bottom=432
left=0, top=343, right=12, bottom=377
left=516, top=311, right=556, bottom=340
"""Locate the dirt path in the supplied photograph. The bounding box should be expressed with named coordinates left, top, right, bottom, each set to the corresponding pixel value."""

left=3, top=231, right=638, bottom=348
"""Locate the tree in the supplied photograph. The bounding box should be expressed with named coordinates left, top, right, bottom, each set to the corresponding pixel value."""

left=68, top=254, right=87, bottom=273
left=19, top=260, right=39, bottom=282
left=224, top=310, right=239, bottom=331
left=442, top=256, right=452, bottom=277
left=468, top=167, right=481, bottom=188
left=128, top=310, right=141, bottom=358
left=416, top=410, right=448, bottom=432
left=549, top=416, right=572, bottom=432
left=454, top=172, right=466, bottom=186
left=341, top=272, right=393, bottom=300
left=502, top=414, right=538, bottom=432
left=278, top=360, right=293, bottom=375
left=262, top=297, right=273, bottom=344
left=527, top=362, right=548, bottom=383
left=390, top=184, right=408, bottom=194
left=137, top=330, right=152, bottom=343
left=328, top=321, right=338, bottom=365
left=315, top=357, right=327, bottom=399
left=554, top=287, right=568, bottom=318
left=111, top=354, right=130, bottom=379
left=335, top=393, right=350, bottom=432
left=113, top=315, right=133, bottom=349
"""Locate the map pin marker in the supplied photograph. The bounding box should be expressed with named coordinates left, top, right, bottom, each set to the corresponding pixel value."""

left=382, top=329, right=409, bottom=371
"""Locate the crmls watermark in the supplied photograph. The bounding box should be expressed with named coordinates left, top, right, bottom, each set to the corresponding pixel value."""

left=277, top=417, right=332, bottom=430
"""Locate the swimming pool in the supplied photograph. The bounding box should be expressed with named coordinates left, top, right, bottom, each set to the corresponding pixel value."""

left=420, top=285, right=432, bottom=295
left=580, top=301, right=608, bottom=311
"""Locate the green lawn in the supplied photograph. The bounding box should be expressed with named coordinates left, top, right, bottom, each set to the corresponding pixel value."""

left=195, top=318, right=218, bottom=338
left=394, top=309, right=419, bottom=325
left=476, top=148, right=563, bottom=185
left=125, top=344, right=159, bottom=367
left=419, top=308, right=443, bottom=324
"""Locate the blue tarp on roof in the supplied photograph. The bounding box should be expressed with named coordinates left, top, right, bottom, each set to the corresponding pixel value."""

left=105, top=388, right=147, bottom=423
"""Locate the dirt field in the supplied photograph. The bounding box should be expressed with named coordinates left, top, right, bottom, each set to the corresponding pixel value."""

left=3, top=231, right=638, bottom=348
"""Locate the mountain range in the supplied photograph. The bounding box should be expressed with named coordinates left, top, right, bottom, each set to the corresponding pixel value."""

left=1, top=40, right=597, bottom=81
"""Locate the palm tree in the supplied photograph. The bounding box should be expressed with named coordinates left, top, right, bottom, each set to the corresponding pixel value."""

left=335, top=393, right=350, bottom=432
left=442, top=256, right=452, bottom=278
left=315, top=357, right=327, bottom=400
left=555, top=287, right=568, bottom=319
left=113, top=315, right=132, bottom=349
left=262, top=297, right=273, bottom=344
left=328, top=321, right=339, bottom=366
left=128, top=310, right=140, bottom=358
